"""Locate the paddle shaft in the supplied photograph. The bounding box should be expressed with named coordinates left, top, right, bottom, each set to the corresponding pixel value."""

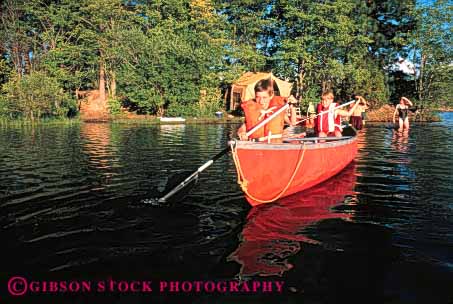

left=158, top=103, right=289, bottom=203
left=296, top=99, right=356, bottom=125
left=158, top=146, right=230, bottom=203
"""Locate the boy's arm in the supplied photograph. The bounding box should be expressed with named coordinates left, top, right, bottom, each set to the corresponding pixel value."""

left=237, top=123, right=247, bottom=140
left=336, top=101, right=359, bottom=117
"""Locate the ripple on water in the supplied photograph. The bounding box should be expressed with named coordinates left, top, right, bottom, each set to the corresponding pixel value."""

left=0, top=121, right=452, bottom=303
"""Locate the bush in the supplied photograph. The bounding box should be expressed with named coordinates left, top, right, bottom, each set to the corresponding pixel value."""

left=1, top=71, right=75, bottom=119
left=165, top=100, right=222, bottom=117
left=164, top=88, right=222, bottom=117
left=108, top=97, right=122, bottom=115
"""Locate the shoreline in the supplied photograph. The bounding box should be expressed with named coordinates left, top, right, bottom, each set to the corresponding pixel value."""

left=0, top=116, right=245, bottom=126
left=436, top=107, right=453, bottom=112
left=0, top=117, right=441, bottom=126
left=110, top=116, right=245, bottom=125
left=1, top=107, right=449, bottom=126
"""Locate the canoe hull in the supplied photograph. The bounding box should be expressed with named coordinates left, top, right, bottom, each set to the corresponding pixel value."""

left=233, top=136, right=357, bottom=206
left=159, top=117, right=186, bottom=123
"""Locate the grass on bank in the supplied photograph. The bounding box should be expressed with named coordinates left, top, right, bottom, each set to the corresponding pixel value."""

left=0, top=113, right=244, bottom=126
left=0, top=116, right=82, bottom=127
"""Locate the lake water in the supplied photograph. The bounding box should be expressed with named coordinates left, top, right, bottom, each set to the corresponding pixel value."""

left=1, top=113, right=452, bottom=303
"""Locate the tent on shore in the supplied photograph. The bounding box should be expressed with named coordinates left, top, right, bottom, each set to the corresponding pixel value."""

left=229, top=72, right=293, bottom=111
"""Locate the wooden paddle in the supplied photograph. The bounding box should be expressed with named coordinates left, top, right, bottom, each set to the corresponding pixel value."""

left=154, top=103, right=290, bottom=204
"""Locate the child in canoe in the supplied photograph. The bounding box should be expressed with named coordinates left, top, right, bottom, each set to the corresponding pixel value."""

left=313, top=90, right=361, bottom=137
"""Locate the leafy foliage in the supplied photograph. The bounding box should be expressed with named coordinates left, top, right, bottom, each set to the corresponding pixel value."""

left=1, top=71, right=75, bottom=119
left=409, top=0, right=453, bottom=107
left=0, top=0, right=450, bottom=119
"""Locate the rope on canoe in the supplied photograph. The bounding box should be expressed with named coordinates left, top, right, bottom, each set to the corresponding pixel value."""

left=230, top=141, right=306, bottom=204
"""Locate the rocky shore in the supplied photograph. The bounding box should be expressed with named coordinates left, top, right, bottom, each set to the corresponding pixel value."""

left=365, top=104, right=441, bottom=122
left=436, top=106, right=453, bottom=112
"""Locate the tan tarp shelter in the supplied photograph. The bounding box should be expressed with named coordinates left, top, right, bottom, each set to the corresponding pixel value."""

left=229, top=72, right=293, bottom=111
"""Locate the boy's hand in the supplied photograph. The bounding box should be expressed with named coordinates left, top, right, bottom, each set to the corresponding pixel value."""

left=288, top=95, right=298, bottom=104
left=238, top=131, right=248, bottom=140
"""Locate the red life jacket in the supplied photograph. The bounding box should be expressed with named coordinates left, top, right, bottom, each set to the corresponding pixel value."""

left=241, top=96, right=287, bottom=140
left=315, top=102, right=342, bottom=134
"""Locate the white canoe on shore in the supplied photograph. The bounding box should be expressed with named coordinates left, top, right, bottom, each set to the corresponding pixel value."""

left=159, top=117, right=186, bottom=123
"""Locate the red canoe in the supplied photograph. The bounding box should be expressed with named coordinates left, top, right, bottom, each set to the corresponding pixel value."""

left=230, top=129, right=358, bottom=206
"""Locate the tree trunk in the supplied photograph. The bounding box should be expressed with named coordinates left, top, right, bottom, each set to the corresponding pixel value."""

left=12, top=44, right=22, bottom=77
left=418, top=53, right=426, bottom=101
left=24, top=51, right=32, bottom=75
left=99, top=58, right=106, bottom=102
left=157, top=106, right=164, bottom=117
left=223, top=87, right=228, bottom=109
left=55, top=88, right=63, bottom=111
left=413, top=48, right=418, bottom=97
left=298, top=59, right=305, bottom=100
left=75, top=88, right=80, bottom=111
left=110, top=71, right=116, bottom=99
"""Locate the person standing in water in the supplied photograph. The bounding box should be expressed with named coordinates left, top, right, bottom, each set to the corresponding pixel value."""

left=393, top=97, right=414, bottom=133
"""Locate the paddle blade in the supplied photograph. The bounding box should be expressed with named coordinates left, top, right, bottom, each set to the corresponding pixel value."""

left=342, top=126, right=357, bottom=136
left=161, top=170, right=199, bottom=203
left=142, top=171, right=199, bottom=205
left=143, top=147, right=230, bottom=205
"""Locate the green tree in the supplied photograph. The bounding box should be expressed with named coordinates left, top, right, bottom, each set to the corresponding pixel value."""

left=215, top=0, right=270, bottom=72
left=21, top=0, right=92, bottom=99
left=0, top=0, right=81, bottom=118
left=2, top=71, right=74, bottom=120
left=355, top=0, right=416, bottom=65
left=114, top=0, right=231, bottom=116
left=269, top=0, right=412, bottom=106
left=0, top=0, right=33, bottom=77
left=410, top=0, right=453, bottom=107
left=270, top=1, right=372, bottom=101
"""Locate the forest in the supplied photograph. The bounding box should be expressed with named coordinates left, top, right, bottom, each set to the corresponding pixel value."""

left=0, top=0, right=451, bottom=119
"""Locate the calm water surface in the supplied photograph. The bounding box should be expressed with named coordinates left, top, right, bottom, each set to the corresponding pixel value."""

left=1, top=113, right=452, bottom=303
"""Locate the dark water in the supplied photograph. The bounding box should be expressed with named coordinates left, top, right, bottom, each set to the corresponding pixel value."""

left=1, top=114, right=452, bottom=303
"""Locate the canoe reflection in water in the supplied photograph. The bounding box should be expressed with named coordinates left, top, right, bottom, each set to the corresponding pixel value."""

left=228, top=163, right=357, bottom=277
